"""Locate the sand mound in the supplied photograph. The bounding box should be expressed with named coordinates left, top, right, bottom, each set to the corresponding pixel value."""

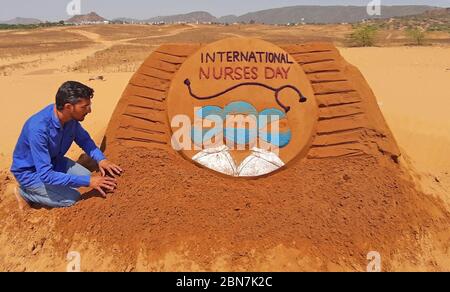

left=0, top=41, right=449, bottom=271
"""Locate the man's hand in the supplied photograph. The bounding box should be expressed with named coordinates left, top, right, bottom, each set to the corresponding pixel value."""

left=98, top=159, right=123, bottom=178
left=90, top=176, right=117, bottom=197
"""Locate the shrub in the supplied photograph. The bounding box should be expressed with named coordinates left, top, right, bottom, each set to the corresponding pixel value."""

left=348, top=25, right=378, bottom=47
left=407, top=27, right=427, bottom=45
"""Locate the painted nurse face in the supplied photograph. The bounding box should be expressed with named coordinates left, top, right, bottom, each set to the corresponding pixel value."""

left=191, top=101, right=291, bottom=152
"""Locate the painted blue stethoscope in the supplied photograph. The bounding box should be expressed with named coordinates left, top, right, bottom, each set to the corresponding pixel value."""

left=184, top=78, right=307, bottom=113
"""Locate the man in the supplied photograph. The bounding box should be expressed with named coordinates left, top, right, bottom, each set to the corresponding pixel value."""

left=9, top=81, right=122, bottom=209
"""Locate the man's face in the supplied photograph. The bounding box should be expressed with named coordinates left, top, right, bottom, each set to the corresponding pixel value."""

left=66, top=98, right=92, bottom=122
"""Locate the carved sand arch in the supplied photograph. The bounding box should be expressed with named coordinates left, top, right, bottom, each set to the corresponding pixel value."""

left=104, top=39, right=401, bottom=169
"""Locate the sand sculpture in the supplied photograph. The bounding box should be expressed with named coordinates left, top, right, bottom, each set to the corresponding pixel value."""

left=104, top=38, right=401, bottom=173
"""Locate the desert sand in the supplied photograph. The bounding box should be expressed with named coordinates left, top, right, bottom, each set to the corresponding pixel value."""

left=340, top=46, right=450, bottom=202
left=0, top=24, right=449, bottom=271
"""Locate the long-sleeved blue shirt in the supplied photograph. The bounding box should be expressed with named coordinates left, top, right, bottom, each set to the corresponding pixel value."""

left=11, top=104, right=105, bottom=189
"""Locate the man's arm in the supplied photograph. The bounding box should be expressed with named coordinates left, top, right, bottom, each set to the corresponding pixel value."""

left=74, top=123, right=123, bottom=177
left=74, top=122, right=105, bottom=163
left=29, top=128, right=90, bottom=188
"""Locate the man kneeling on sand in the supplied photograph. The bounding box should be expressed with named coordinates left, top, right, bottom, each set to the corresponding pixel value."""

left=8, top=81, right=122, bottom=209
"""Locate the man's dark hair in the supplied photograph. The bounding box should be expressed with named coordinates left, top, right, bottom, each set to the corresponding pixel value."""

left=55, top=81, right=94, bottom=111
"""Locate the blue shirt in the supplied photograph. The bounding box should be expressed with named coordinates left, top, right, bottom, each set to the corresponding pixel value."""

left=11, top=104, right=105, bottom=189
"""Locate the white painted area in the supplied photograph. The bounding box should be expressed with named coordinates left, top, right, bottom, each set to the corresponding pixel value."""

left=192, top=146, right=285, bottom=177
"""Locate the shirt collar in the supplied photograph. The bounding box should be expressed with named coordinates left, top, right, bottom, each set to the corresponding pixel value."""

left=50, top=104, right=62, bottom=129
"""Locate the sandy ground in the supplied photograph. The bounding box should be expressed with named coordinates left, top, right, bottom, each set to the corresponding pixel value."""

left=340, top=47, right=450, bottom=203
left=0, top=25, right=449, bottom=271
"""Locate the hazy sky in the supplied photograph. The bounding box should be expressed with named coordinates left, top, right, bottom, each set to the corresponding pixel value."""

left=0, top=0, right=448, bottom=21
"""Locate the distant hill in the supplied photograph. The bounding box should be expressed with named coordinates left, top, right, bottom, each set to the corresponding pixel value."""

left=145, top=11, right=217, bottom=23
left=115, top=5, right=441, bottom=25
left=67, top=12, right=108, bottom=24
left=112, top=17, right=142, bottom=24
left=5, top=5, right=441, bottom=26
left=231, top=5, right=439, bottom=24
left=422, top=7, right=450, bottom=17
left=370, top=7, right=450, bottom=31
left=218, top=15, right=239, bottom=23
left=1, top=17, right=42, bottom=25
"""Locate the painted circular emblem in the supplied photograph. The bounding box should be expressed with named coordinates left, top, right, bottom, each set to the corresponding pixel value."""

left=167, top=38, right=318, bottom=177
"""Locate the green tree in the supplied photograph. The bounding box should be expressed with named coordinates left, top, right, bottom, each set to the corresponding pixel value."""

left=407, top=27, right=426, bottom=46
left=349, top=25, right=378, bottom=47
